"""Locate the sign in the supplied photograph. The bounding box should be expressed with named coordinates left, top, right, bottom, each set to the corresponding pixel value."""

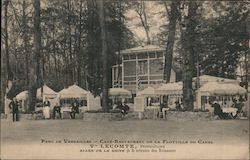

left=134, top=97, right=145, bottom=112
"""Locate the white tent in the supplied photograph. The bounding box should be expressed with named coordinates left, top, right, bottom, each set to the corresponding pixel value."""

left=156, top=82, right=183, bottom=95
left=58, top=84, right=89, bottom=99
left=109, top=88, right=132, bottom=98
left=197, top=82, right=247, bottom=108
left=37, top=85, right=58, bottom=99
left=58, top=84, right=101, bottom=110
left=15, top=85, right=58, bottom=100
left=137, top=87, right=157, bottom=96
left=193, top=75, right=240, bottom=87
left=198, top=82, right=246, bottom=96
left=16, top=90, right=28, bottom=100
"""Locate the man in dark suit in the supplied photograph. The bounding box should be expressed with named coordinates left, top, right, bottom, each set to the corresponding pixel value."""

left=53, top=103, right=62, bottom=119
left=9, top=98, right=19, bottom=122
left=70, top=102, right=79, bottom=119
left=212, top=100, right=228, bottom=119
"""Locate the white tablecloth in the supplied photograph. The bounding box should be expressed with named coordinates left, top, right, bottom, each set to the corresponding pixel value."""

left=222, top=107, right=237, bottom=116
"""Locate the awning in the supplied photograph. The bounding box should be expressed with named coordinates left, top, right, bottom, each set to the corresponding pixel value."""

left=198, top=82, right=247, bottom=95
left=137, top=87, right=158, bottom=96
left=109, top=88, right=132, bottom=98
left=156, top=82, right=183, bottom=95
left=58, top=84, right=89, bottom=99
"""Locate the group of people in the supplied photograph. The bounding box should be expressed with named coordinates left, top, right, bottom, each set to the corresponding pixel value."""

left=159, top=101, right=183, bottom=113
left=212, top=98, right=245, bottom=119
left=47, top=100, right=80, bottom=119
left=8, top=97, right=80, bottom=122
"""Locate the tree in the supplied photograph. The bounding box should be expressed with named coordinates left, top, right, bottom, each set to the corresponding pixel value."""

left=163, top=1, right=180, bottom=82
left=28, top=0, right=42, bottom=112
left=181, top=1, right=199, bottom=111
left=97, top=0, right=109, bottom=111
left=128, top=1, right=151, bottom=44
left=1, top=0, right=14, bottom=113
left=197, top=2, right=249, bottom=80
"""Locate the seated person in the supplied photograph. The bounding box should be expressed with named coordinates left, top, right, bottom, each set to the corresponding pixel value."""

left=232, top=100, right=244, bottom=118
left=175, top=101, right=182, bottom=111
left=212, top=101, right=228, bottom=119
left=115, top=101, right=123, bottom=110
left=70, top=102, right=79, bottom=119
left=115, top=102, right=129, bottom=116
left=53, top=103, right=61, bottom=119
left=121, top=102, right=129, bottom=116
left=160, top=102, right=167, bottom=112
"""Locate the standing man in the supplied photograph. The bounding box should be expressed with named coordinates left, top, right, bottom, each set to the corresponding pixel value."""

left=9, top=98, right=19, bottom=122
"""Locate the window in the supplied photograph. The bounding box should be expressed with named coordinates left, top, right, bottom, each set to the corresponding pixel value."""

left=113, top=67, right=118, bottom=81
left=123, top=54, right=129, bottom=60
left=124, top=76, right=136, bottom=81
left=156, top=52, right=163, bottom=58
left=149, top=59, right=163, bottom=74
left=138, top=60, right=148, bottom=75
left=124, top=61, right=136, bottom=76
left=138, top=53, right=148, bottom=59
left=130, top=54, right=136, bottom=59
left=149, top=52, right=155, bottom=58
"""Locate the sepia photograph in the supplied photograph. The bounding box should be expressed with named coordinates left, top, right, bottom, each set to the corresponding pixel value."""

left=1, top=0, right=249, bottom=159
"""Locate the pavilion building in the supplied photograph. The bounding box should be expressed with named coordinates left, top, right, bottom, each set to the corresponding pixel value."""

left=112, top=45, right=178, bottom=95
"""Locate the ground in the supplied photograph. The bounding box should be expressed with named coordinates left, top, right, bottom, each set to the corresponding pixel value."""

left=1, top=118, right=249, bottom=159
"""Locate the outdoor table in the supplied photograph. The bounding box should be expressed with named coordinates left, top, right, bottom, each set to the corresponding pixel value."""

left=61, top=107, right=72, bottom=119
left=162, top=108, right=170, bottom=119
left=35, top=107, right=43, bottom=112
left=222, top=107, right=237, bottom=119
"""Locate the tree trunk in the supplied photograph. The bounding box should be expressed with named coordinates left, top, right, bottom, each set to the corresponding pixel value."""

left=77, top=0, right=83, bottom=87
left=28, top=0, right=42, bottom=112
left=141, top=1, right=150, bottom=45
left=182, top=1, right=198, bottom=111
left=1, top=1, right=7, bottom=113
left=67, top=0, right=74, bottom=84
left=163, top=1, right=179, bottom=82
left=22, top=0, right=30, bottom=87
left=1, top=1, right=12, bottom=113
left=137, top=1, right=150, bottom=45
left=97, top=0, right=109, bottom=111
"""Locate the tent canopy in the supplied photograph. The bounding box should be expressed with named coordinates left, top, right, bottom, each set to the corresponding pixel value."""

left=58, top=84, right=89, bottom=99
left=109, top=88, right=132, bottom=98
left=37, top=85, right=58, bottom=99
left=156, top=82, right=183, bottom=95
left=16, top=85, right=57, bottom=100
left=16, top=90, right=28, bottom=100
left=137, top=87, right=158, bottom=96
left=193, top=75, right=239, bottom=86
left=198, top=82, right=246, bottom=96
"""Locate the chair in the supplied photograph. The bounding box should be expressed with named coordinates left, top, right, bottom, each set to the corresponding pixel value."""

left=234, top=104, right=244, bottom=119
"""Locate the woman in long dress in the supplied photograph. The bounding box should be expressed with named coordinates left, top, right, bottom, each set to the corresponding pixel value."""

left=43, top=98, right=51, bottom=119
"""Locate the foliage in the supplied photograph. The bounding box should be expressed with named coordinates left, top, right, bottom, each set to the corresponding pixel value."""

left=3, top=0, right=136, bottom=100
